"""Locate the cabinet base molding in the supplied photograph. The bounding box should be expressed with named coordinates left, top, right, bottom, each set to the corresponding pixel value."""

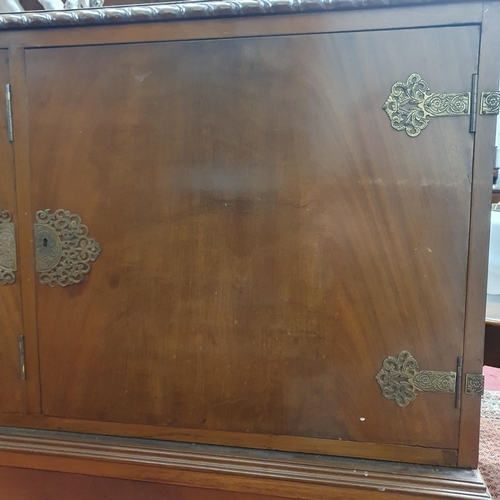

left=0, top=413, right=457, bottom=466
left=0, top=428, right=490, bottom=500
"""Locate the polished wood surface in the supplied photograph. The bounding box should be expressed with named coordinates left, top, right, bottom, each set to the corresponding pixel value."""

left=22, top=25, right=479, bottom=458
left=0, top=50, right=26, bottom=415
left=0, top=429, right=489, bottom=500
left=0, top=412, right=458, bottom=465
left=0, top=467, right=277, bottom=500
left=0, top=465, right=490, bottom=500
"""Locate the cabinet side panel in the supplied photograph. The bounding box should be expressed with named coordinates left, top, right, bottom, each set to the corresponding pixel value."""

left=459, top=1, right=500, bottom=468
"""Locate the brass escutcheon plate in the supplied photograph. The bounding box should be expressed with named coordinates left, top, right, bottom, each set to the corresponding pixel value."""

left=35, top=209, right=101, bottom=287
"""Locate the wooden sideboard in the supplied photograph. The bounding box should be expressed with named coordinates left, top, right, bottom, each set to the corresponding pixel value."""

left=0, top=0, right=498, bottom=498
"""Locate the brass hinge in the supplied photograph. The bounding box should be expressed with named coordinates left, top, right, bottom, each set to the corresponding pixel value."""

left=0, top=209, right=16, bottom=285
left=18, top=334, right=25, bottom=381
left=375, top=351, right=484, bottom=408
left=480, top=91, right=500, bottom=115
left=469, top=74, right=478, bottom=133
left=375, top=351, right=457, bottom=407
left=383, top=73, right=471, bottom=138
left=465, top=373, right=484, bottom=396
left=455, top=356, right=463, bottom=409
left=5, top=84, right=12, bottom=142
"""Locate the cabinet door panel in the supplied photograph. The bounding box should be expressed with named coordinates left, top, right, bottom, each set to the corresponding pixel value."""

left=26, top=26, right=478, bottom=450
left=0, top=50, right=26, bottom=414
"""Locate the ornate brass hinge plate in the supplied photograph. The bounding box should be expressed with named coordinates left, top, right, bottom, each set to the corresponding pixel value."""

left=383, top=73, right=471, bottom=137
left=35, top=209, right=101, bottom=287
left=465, top=373, right=484, bottom=396
left=376, top=351, right=456, bottom=407
left=480, top=91, right=500, bottom=115
left=0, top=208, right=17, bottom=285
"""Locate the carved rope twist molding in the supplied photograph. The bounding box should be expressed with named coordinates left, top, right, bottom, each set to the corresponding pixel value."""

left=0, top=0, right=474, bottom=30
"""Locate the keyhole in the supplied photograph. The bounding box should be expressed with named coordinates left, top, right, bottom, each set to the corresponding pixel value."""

left=43, top=238, right=48, bottom=247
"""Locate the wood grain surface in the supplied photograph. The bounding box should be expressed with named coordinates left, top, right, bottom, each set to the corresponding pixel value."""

left=0, top=50, right=26, bottom=415
left=0, top=466, right=277, bottom=500
left=0, top=412, right=458, bottom=466
left=9, top=47, right=42, bottom=415
left=21, top=24, right=479, bottom=459
left=0, top=464, right=490, bottom=500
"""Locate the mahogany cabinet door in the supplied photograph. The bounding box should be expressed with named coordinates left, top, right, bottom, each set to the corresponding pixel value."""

left=0, top=51, right=26, bottom=414
left=23, top=25, right=478, bottom=452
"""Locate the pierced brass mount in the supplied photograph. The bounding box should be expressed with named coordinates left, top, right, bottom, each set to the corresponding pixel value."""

left=35, top=209, right=101, bottom=287
left=383, top=73, right=471, bottom=137
left=0, top=208, right=16, bottom=285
